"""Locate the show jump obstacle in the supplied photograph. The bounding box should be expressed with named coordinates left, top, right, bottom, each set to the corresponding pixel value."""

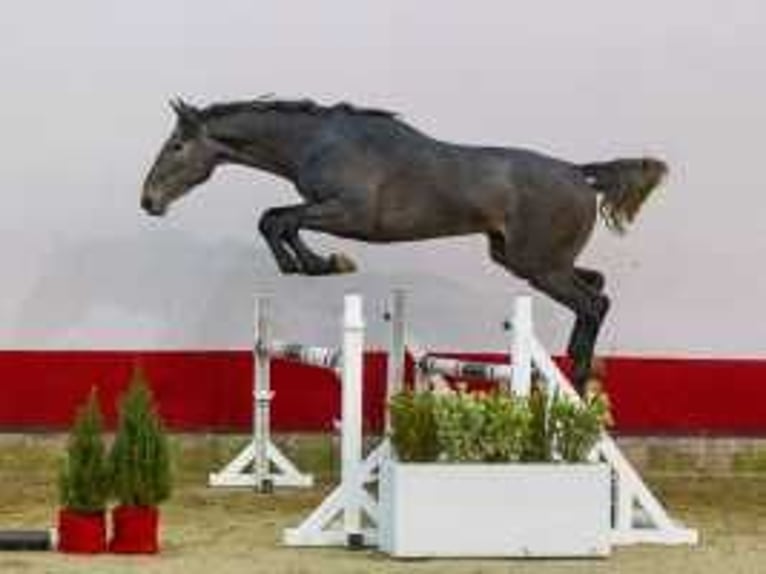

left=212, top=291, right=698, bottom=549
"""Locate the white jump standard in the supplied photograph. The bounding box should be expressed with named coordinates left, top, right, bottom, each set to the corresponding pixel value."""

left=282, top=292, right=697, bottom=553
left=283, top=294, right=381, bottom=548
left=209, top=296, right=316, bottom=491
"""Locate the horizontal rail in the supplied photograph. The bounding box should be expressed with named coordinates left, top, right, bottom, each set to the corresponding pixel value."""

left=259, top=341, right=342, bottom=371
left=417, top=356, right=512, bottom=383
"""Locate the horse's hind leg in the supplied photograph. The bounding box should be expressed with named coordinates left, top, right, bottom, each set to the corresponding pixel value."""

left=487, top=233, right=605, bottom=393
left=568, top=267, right=606, bottom=357
left=575, top=267, right=605, bottom=293
left=527, top=269, right=609, bottom=395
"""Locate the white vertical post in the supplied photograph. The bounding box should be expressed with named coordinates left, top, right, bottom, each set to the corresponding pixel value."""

left=341, top=294, right=365, bottom=547
left=386, top=289, right=406, bottom=433
left=511, top=296, right=533, bottom=396
left=254, top=296, right=273, bottom=492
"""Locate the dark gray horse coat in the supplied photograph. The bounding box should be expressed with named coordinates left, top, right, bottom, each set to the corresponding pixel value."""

left=142, top=98, right=667, bottom=393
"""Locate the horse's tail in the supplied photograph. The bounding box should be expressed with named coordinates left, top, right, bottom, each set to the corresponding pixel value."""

left=580, top=158, right=668, bottom=234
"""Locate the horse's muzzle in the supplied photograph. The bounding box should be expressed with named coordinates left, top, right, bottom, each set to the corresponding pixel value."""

left=141, top=196, right=166, bottom=217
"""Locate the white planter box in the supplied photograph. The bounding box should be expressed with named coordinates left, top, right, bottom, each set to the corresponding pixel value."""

left=379, top=459, right=611, bottom=558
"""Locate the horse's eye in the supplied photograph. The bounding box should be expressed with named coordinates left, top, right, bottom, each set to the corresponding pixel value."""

left=169, top=141, right=185, bottom=153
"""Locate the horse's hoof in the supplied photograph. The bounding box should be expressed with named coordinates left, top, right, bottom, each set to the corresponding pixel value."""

left=330, top=253, right=357, bottom=274
left=277, top=263, right=301, bottom=274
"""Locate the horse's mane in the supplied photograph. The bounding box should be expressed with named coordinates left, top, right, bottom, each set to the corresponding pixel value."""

left=200, top=98, right=397, bottom=120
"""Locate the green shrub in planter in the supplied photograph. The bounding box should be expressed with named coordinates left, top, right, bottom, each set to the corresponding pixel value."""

left=108, top=368, right=172, bottom=507
left=58, top=388, right=110, bottom=553
left=520, top=385, right=554, bottom=463
left=433, top=390, right=483, bottom=462
left=59, top=388, right=110, bottom=513
left=108, top=368, right=172, bottom=554
left=550, top=391, right=610, bottom=463
left=389, top=386, right=610, bottom=464
left=389, top=390, right=439, bottom=462
left=479, top=391, right=531, bottom=462
left=434, top=390, right=529, bottom=462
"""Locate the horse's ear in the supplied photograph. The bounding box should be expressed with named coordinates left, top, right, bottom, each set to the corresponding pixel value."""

left=169, top=98, right=202, bottom=135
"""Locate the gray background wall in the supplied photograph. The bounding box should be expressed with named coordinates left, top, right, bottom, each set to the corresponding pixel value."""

left=1, top=0, right=763, bottom=356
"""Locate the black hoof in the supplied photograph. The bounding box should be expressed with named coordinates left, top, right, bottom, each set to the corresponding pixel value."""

left=278, top=263, right=301, bottom=274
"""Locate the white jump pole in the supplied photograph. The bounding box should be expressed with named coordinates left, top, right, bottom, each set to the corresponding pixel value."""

left=341, top=294, right=365, bottom=547
left=417, top=356, right=512, bottom=383
left=510, top=296, right=533, bottom=396
left=385, top=289, right=406, bottom=432
left=254, top=296, right=273, bottom=492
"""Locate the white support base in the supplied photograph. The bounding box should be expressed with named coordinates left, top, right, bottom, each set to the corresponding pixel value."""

left=611, top=525, right=699, bottom=546
left=601, top=432, right=698, bottom=546
left=527, top=334, right=698, bottom=547
left=603, top=436, right=699, bottom=546
left=209, top=440, right=314, bottom=489
left=283, top=441, right=389, bottom=547
left=284, top=528, right=380, bottom=548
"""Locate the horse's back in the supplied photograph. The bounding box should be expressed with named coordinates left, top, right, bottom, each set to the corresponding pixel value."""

left=298, top=113, right=430, bottom=189
left=300, top=114, right=596, bottom=247
left=313, top=113, right=563, bottom=191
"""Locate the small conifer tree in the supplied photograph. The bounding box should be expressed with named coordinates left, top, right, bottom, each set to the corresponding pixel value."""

left=59, top=388, right=110, bottom=513
left=108, top=367, right=172, bottom=507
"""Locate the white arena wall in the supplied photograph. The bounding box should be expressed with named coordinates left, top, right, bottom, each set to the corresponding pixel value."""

left=1, top=1, right=765, bottom=434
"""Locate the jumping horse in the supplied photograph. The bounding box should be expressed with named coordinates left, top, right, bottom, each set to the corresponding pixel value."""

left=141, top=98, right=667, bottom=393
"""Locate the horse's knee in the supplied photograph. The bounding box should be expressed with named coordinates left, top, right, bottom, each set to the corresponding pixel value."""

left=258, top=210, right=278, bottom=238
left=258, top=209, right=295, bottom=239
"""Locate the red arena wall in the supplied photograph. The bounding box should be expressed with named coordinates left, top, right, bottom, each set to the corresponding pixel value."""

left=1, top=351, right=764, bottom=435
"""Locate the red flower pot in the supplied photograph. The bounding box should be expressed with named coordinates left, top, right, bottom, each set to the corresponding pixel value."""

left=57, top=508, right=107, bottom=554
left=109, top=505, right=160, bottom=554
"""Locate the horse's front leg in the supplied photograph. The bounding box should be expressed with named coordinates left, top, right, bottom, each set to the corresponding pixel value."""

left=258, top=207, right=302, bottom=273
left=258, top=202, right=357, bottom=276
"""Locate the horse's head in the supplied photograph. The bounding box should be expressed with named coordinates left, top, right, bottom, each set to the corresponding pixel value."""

left=141, top=99, right=220, bottom=216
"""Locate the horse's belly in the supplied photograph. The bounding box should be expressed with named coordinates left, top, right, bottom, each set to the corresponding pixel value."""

left=370, top=176, right=504, bottom=241
left=371, top=196, right=492, bottom=242
left=369, top=222, right=480, bottom=242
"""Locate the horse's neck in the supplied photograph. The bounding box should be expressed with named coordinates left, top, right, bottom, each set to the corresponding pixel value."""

left=209, top=112, right=321, bottom=181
